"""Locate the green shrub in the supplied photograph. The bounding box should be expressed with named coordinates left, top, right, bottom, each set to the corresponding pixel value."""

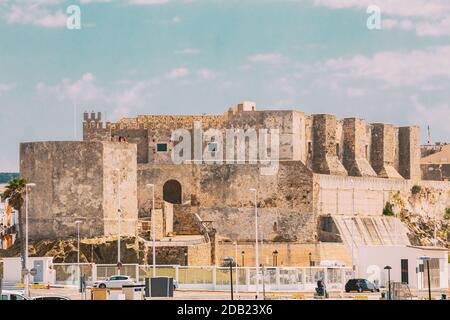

left=383, top=202, right=395, bottom=216
left=411, top=185, right=422, bottom=195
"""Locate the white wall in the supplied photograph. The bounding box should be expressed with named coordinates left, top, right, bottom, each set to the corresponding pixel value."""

left=358, top=245, right=448, bottom=290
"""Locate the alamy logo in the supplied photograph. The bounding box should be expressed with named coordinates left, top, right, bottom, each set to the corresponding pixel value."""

left=66, top=5, right=81, bottom=30
left=171, top=121, right=280, bottom=175
left=366, top=5, right=381, bottom=30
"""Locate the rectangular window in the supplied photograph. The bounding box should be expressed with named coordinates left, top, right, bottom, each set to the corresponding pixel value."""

left=156, top=143, right=168, bottom=152
left=401, top=259, right=409, bottom=284
left=308, top=142, right=312, bottom=155
left=208, top=143, right=218, bottom=152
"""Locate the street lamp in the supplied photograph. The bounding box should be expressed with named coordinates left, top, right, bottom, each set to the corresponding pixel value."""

left=146, top=183, right=156, bottom=278
left=249, top=188, right=259, bottom=299
left=308, top=252, right=312, bottom=281
left=384, top=266, right=392, bottom=300
left=233, top=241, right=239, bottom=297
left=115, top=168, right=122, bottom=275
left=420, top=255, right=432, bottom=300
left=224, top=256, right=234, bottom=300
left=75, top=219, right=83, bottom=298
left=25, top=182, right=36, bottom=297
left=272, top=250, right=278, bottom=267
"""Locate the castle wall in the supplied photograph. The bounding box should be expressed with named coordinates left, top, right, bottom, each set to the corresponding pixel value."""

left=317, top=174, right=450, bottom=218
left=20, top=141, right=137, bottom=240
left=137, top=161, right=316, bottom=242
left=370, top=123, right=402, bottom=179
left=217, top=242, right=351, bottom=267
left=83, top=112, right=111, bottom=141
left=21, top=142, right=104, bottom=239
left=398, top=126, right=421, bottom=180
left=342, top=118, right=377, bottom=177
left=102, top=142, right=138, bottom=237
left=312, top=114, right=347, bottom=176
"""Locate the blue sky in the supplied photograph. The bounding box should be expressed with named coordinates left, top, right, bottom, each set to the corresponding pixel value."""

left=0, top=0, right=449, bottom=171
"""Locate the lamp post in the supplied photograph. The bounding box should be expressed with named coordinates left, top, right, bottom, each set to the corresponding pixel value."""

left=249, top=188, right=259, bottom=299
left=308, top=252, right=312, bottom=280
left=260, top=263, right=266, bottom=300
left=272, top=250, right=278, bottom=267
left=420, top=255, right=432, bottom=300
left=384, top=266, right=392, bottom=300
left=25, top=182, right=36, bottom=297
left=233, top=241, right=239, bottom=297
left=224, top=256, right=234, bottom=300
left=75, top=219, right=83, bottom=298
left=146, top=184, right=156, bottom=278
left=115, top=169, right=122, bottom=275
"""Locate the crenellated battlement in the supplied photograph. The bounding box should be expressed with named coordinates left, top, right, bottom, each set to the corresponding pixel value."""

left=83, top=111, right=111, bottom=141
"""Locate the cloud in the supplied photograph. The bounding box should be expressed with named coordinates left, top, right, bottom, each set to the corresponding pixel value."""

left=314, top=0, right=450, bottom=37
left=36, top=73, right=102, bottom=102
left=1, top=1, right=66, bottom=28
left=34, top=73, right=161, bottom=121
left=165, top=68, right=190, bottom=79
left=320, top=46, right=450, bottom=87
left=174, top=48, right=200, bottom=55
left=409, top=96, right=450, bottom=136
left=197, top=68, right=218, bottom=80
left=248, top=53, right=287, bottom=65
left=313, top=0, right=450, bottom=18
left=171, top=16, right=181, bottom=23
left=127, top=0, right=171, bottom=4
left=0, top=82, right=16, bottom=96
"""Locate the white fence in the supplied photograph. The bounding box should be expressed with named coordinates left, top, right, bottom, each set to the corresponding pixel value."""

left=52, top=263, right=353, bottom=292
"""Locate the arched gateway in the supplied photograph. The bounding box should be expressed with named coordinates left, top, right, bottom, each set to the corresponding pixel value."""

left=163, top=180, right=182, bottom=204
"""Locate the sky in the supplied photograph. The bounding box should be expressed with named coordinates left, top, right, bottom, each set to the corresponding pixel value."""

left=0, top=0, right=449, bottom=171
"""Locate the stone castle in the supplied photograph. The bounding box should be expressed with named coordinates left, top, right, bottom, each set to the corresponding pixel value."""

left=19, top=101, right=450, bottom=266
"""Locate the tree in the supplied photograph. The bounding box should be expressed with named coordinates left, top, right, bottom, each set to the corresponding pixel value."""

left=1, top=177, right=27, bottom=270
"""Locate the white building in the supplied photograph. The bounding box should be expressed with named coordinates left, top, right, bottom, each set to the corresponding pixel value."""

left=2, top=257, right=55, bottom=284
left=358, top=245, right=448, bottom=291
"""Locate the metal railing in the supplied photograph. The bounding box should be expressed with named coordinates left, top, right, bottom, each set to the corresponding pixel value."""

left=52, top=263, right=353, bottom=292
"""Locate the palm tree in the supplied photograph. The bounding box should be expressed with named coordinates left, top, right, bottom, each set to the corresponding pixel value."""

left=1, top=177, right=27, bottom=270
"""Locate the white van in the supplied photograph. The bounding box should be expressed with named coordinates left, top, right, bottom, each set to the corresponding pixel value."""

left=0, top=290, right=31, bottom=300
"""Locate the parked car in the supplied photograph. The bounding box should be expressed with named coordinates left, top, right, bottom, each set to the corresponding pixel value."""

left=0, top=290, right=31, bottom=300
left=93, top=275, right=135, bottom=289
left=33, top=296, right=71, bottom=300
left=345, top=279, right=379, bottom=293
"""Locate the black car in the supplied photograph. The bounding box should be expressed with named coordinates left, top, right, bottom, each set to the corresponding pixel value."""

left=345, top=279, right=379, bottom=293
left=33, top=296, right=71, bottom=300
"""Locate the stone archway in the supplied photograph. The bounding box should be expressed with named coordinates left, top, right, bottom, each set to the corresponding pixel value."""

left=163, top=179, right=182, bottom=204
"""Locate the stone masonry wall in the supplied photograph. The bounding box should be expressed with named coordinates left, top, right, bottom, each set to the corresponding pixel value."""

left=312, top=114, right=347, bottom=176
left=370, top=123, right=402, bottom=179
left=343, top=118, right=377, bottom=177
left=398, top=126, right=421, bottom=180
left=20, top=141, right=138, bottom=240
left=20, top=142, right=105, bottom=239
left=137, top=161, right=316, bottom=242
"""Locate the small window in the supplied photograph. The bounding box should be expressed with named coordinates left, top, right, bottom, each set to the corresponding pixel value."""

left=365, top=145, right=369, bottom=159
left=336, top=143, right=340, bottom=156
left=156, top=143, right=168, bottom=152
left=308, top=142, right=312, bottom=155
left=208, top=143, right=218, bottom=152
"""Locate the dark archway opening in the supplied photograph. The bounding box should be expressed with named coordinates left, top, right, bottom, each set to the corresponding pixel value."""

left=163, top=180, right=182, bottom=204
